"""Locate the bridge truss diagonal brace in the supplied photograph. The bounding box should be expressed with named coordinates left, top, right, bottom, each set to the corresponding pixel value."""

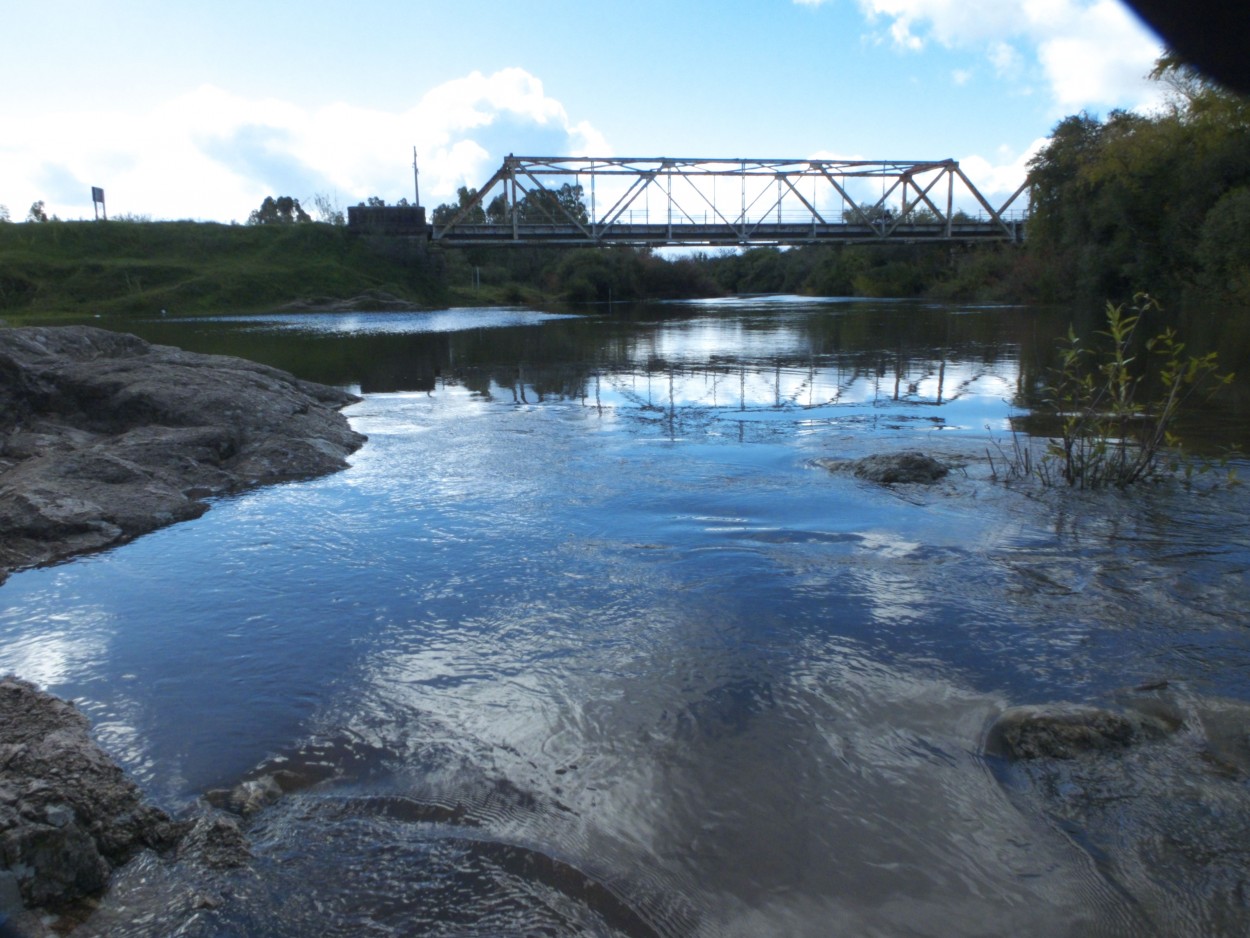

left=880, top=163, right=954, bottom=237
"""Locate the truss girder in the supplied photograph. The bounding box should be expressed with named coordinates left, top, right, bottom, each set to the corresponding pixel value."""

left=429, top=156, right=1029, bottom=246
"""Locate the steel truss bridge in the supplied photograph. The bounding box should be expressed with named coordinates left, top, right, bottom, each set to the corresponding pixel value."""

left=414, top=155, right=1029, bottom=248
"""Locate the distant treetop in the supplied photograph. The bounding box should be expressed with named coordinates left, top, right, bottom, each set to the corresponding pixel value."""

left=247, top=196, right=312, bottom=225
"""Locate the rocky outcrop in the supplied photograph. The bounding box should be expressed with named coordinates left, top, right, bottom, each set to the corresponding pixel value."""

left=983, top=702, right=1180, bottom=761
left=816, top=451, right=950, bottom=485
left=0, top=326, right=366, bottom=583
left=0, top=677, right=189, bottom=919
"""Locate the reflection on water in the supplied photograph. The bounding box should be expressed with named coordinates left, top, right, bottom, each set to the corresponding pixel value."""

left=3, top=298, right=1250, bottom=936
left=195, top=307, right=580, bottom=336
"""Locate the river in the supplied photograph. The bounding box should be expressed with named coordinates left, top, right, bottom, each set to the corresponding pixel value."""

left=3, top=297, right=1250, bottom=936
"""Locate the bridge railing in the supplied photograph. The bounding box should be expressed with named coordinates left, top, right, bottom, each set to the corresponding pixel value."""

left=563, top=208, right=1030, bottom=226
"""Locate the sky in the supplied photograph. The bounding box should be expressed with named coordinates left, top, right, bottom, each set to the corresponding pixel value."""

left=1, top=0, right=1166, bottom=225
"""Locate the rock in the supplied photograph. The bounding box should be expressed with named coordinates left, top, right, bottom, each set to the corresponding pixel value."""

left=203, top=775, right=284, bottom=819
left=176, top=816, right=250, bottom=870
left=817, top=451, right=950, bottom=484
left=0, top=325, right=366, bottom=583
left=1191, top=698, right=1250, bottom=776
left=0, top=677, right=191, bottom=914
left=984, top=702, right=1178, bottom=761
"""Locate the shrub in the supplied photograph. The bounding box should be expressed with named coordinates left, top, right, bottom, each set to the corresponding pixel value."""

left=991, top=294, right=1235, bottom=488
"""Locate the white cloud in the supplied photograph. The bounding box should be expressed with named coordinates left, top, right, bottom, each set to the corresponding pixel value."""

left=988, top=41, right=1023, bottom=78
left=2, top=69, right=607, bottom=223
left=1033, top=3, right=1164, bottom=109
left=960, top=137, right=1048, bottom=206
left=798, top=0, right=1165, bottom=112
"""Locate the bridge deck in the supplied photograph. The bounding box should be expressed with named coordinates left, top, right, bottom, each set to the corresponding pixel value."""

left=427, top=220, right=1022, bottom=246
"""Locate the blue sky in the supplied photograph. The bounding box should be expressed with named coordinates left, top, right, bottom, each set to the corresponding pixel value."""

left=1, top=0, right=1164, bottom=223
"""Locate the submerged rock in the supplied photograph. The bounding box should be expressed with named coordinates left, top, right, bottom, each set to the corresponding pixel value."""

left=0, top=325, right=366, bottom=583
left=204, top=733, right=398, bottom=819
left=0, top=677, right=189, bottom=917
left=817, top=451, right=950, bottom=485
left=984, top=699, right=1180, bottom=762
left=204, top=776, right=284, bottom=819
left=176, top=816, right=250, bottom=871
left=985, top=687, right=1250, bottom=933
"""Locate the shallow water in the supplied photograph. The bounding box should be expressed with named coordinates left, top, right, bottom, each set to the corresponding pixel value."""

left=3, top=298, right=1250, bottom=935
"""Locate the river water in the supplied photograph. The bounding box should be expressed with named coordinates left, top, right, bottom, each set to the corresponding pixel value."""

left=3, top=297, right=1250, bottom=936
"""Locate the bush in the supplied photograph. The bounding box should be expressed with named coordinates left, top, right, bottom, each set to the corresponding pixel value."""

left=991, top=294, right=1235, bottom=488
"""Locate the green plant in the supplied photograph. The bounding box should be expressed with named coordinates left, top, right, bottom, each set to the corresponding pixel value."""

left=1015, top=294, right=1235, bottom=489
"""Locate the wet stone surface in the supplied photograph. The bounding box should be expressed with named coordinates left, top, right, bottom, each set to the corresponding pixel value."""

left=0, top=325, right=365, bottom=583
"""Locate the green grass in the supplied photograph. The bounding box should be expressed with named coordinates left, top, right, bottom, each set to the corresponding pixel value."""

left=0, top=220, right=448, bottom=320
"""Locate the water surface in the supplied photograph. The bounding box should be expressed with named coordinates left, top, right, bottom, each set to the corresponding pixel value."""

left=3, top=298, right=1250, bottom=936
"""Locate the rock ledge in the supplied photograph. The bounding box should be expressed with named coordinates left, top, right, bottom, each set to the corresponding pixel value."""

left=0, top=677, right=188, bottom=919
left=0, top=325, right=366, bottom=583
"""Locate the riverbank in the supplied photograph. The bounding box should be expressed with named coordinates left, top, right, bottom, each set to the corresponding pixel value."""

left=0, top=325, right=365, bottom=585
left=0, top=222, right=448, bottom=320
left=0, top=677, right=256, bottom=935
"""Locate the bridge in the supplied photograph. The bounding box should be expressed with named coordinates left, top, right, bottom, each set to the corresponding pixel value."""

left=349, top=155, right=1030, bottom=247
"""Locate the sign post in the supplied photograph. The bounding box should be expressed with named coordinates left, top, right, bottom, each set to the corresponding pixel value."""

left=91, top=187, right=106, bottom=221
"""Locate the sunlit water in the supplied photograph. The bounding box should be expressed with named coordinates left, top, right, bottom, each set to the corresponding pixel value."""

left=3, top=298, right=1250, bottom=936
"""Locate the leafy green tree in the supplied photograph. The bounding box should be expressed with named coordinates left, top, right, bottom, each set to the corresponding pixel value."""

left=247, top=195, right=312, bottom=225
left=1026, top=54, right=1250, bottom=304
left=432, top=187, right=487, bottom=225
left=486, top=193, right=508, bottom=224
left=517, top=183, right=589, bottom=225
left=1196, top=186, right=1250, bottom=303
left=0, top=204, right=9, bottom=222
left=468, top=185, right=587, bottom=225
left=27, top=201, right=48, bottom=223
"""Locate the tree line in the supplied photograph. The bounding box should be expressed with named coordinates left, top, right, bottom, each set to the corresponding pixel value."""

left=1025, top=56, right=1250, bottom=308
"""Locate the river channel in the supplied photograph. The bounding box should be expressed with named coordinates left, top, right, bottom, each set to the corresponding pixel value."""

left=3, top=297, right=1250, bottom=936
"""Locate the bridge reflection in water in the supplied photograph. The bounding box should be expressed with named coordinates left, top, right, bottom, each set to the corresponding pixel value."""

left=350, top=156, right=1030, bottom=247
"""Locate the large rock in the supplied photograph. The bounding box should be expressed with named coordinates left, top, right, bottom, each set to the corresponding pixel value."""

left=983, top=700, right=1181, bottom=761
left=0, top=326, right=366, bottom=582
left=815, top=451, right=951, bottom=484
left=0, top=677, right=189, bottom=916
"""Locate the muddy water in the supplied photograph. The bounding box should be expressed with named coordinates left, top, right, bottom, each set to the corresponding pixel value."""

left=2, top=298, right=1249, bottom=936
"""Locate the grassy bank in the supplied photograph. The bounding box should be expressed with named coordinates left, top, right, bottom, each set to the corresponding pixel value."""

left=0, top=220, right=448, bottom=320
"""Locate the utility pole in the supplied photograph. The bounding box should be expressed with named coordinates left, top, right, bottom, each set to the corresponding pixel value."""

left=412, top=147, right=421, bottom=207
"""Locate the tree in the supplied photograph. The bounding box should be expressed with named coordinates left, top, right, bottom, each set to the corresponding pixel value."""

left=470, top=184, right=589, bottom=226
left=0, top=205, right=10, bottom=223
left=247, top=195, right=312, bottom=225
left=487, top=193, right=508, bottom=224
left=311, top=193, right=345, bottom=226
left=27, top=201, right=48, bottom=223
left=517, top=183, right=589, bottom=225
left=432, top=186, right=486, bottom=225
left=1025, top=54, right=1250, bottom=303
